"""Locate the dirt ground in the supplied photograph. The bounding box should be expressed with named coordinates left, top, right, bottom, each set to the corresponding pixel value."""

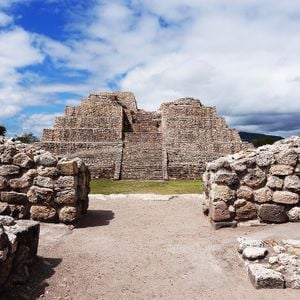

left=25, top=194, right=300, bottom=300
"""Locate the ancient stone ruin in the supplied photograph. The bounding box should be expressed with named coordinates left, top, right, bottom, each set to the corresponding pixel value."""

left=41, top=92, right=248, bottom=179
left=203, top=136, right=300, bottom=229
left=0, top=137, right=90, bottom=224
left=237, top=237, right=300, bottom=289
left=0, top=216, right=39, bottom=295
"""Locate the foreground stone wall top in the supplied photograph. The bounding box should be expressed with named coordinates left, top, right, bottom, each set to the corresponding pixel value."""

left=0, top=137, right=90, bottom=224
left=41, top=91, right=249, bottom=179
left=203, top=136, right=300, bottom=229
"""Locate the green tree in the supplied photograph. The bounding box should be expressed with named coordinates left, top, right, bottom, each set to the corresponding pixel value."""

left=252, top=137, right=278, bottom=148
left=0, top=125, right=7, bottom=136
left=15, top=132, right=39, bottom=144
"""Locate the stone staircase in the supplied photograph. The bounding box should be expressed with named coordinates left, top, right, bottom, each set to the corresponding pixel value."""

left=121, top=132, right=163, bottom=180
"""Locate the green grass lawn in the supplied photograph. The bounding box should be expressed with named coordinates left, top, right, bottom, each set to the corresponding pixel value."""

left=90, top=179, right=203, bottom=195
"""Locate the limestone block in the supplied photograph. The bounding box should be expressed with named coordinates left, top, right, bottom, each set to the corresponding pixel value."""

left=235, top=201, right=257, bottom=220
left=30, top=205, right=57, bottom=221
left=13, top=153, right=33, bottom=168
left=243, top=168, right=266, bottom=189
left=242, top=247, right=268, bottom=260
left=284, top=175, right=300, bottom=192
left=254, top=187, right=273, bottom=203
left=33, top=175, right=54, bottom=189
left=57, top=160, right=78, bottom=175
left=270, top=165, right=294, bottom=176
left=27, top=186, right=54, bottom=204
left=266, top=175, right=283, bottom=190
left=258, top=204, right=288, bottom=223
left=275, top=149, right=298, bottom=166
left=209, top=183, right=236, bottom=203
left=56, top=176, right=78, bottom=188
left=9, top=175, right=32, bottom=190
left=35, top=153, right=58, bottom=167
left=247, top=264, right=284, bottom=289
left=285, top=274, right=300, bottom=289
left=59, top=206, right=80, bottom=223
left=210, top=201, right=231, bottom=221
left=55, top=189, right=78, bottom=205
left=237, top=185, right=253, bottom=200
left=214, top=169, right=238, bottom=186
left=37, top=166, right=59, bottom=177
left=207, top=158, right=231, bottom=171
left=273, top=191, right=299, bottom=204
left=256, top=151, right=275, bottom=167
left=0, top=165, right=20, bottom=176
left=0, top=176, right=8, bottom=190
left=0, top=192, right=27, bottom=205
left=287, top=207, right=300, bottom=222
left=0, top=147, right=17, bottom=164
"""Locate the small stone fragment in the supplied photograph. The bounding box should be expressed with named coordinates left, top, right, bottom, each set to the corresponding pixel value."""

left=266, top=176, right=283, bottom=190
left=284, top=175, right=300, bottom=192
left=242, top=247, right=268, bottom=260
left=59, top=206, right=80, bottom=223
left=287, top=207, right=300, bottom=222
left=237, top=237, right=264, bottom=253
left=286, top=274, right=300, bottom=289
left=0, top=216, right=16, bottom=226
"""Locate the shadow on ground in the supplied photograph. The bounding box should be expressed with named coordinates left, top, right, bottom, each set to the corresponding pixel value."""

left=77, top=210, right=115, bottom=228
left=1, top=257, right=62, bottom=300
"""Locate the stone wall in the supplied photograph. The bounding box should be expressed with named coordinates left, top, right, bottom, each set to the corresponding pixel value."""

left=203, top=136, right=300, bottom=229
left=0, top=138, right=90, bottom=224
left=41, top=92, right=248, bottom=180
left=0, top=216, right=39, bottom=294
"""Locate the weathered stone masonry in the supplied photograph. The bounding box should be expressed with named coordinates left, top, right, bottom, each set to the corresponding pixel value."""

left=41, top=92, right=247, bottom=179
left=203, top=136, right=300, bottom=229
left=0, top=138, right=90, bottom=224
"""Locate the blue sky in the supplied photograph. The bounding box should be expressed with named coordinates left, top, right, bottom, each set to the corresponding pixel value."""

left=1, top=0, right=300, bottom=137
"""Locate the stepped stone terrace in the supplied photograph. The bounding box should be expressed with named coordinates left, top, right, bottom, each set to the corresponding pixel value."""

left=41, top=92, right=248, bottom=180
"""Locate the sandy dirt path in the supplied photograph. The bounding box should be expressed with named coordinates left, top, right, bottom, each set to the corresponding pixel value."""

left=26, top=194, right=300, bottom=300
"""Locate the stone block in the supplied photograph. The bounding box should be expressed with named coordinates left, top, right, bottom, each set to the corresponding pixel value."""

left=242, top=247, right=268, bottom=260
left=37, top=166, right=59, bottom=177
left=56, top=176, right=78, bottom=188
left=30, top=205, right=57, bottom=222
left=27, top=186, right=54, bottom=204
left=35, top=153, right=58, bottom=166
left=33, top=175, right=54, bottom=189
left=237, top=185, right=253, bottom=200
left=0, top=165, right=20, bottom=176
left=258, top=204, right=288, bottom=223
left=0, top=176, right=8, bottom=190
left=273, top=191, right=299, bottom=204
left=55, top=189, right=78, bottom=205
left=209, top=183, right=236, bottom=203
left=59, top=206, right=80, bottom=223
left=287, top=207, right=300, bottom=222
left=0, top=192, right=27, bottom=205
left=210, top=201, right=231, bottom=221
left=57, top=160, right=78, bottom=175
left=237, top=237, right=264, bottom=253
left=210, top=219, right=237, bottom=230
left=9, top=175, right=32, bottom=190
left=13, top=153, right=33, bottom=168
left=254, top=187, right=273, bottom=203
left=248, top=264, right=284, bottom=289
left=214, top=169, right=238, bottom=186
left=284, top=175, right=300, bottom=192
left=256, top=151, right=275, bottom=167
left=235, top=201, right=257, bottom=220
left=270, top=165, right=294, bottom=176
left=275, top=149, right=298, bottom=166
left=243, top=168, right=266, bottom=189
left=266, top=175, right=283, bottom=190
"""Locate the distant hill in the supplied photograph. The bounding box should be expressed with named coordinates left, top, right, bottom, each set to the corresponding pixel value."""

left=239, top=131, right=284, bottom=147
